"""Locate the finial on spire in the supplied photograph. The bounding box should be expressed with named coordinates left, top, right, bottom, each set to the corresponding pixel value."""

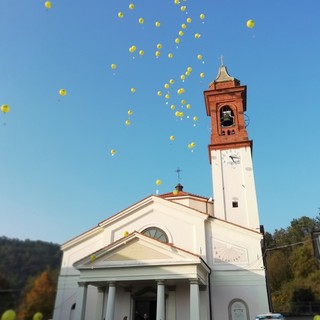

left=176, top=168, right=182, bottom=183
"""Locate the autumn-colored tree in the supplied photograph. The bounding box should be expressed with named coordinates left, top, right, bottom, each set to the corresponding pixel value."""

left=16, top=269, right=58, bottom=320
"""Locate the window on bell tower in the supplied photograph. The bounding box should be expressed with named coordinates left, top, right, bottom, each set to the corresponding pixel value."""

left=220, top=106, right=235, bottom=128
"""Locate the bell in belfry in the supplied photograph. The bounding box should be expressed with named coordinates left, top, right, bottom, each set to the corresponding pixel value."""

left=221, top=110, right=234, bottom=127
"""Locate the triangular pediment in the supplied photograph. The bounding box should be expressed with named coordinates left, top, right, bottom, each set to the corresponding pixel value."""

left=74, top=232, right=201, bottom=270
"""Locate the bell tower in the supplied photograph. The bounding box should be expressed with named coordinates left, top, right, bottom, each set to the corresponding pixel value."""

left=204, top=65, right=260, bottom=231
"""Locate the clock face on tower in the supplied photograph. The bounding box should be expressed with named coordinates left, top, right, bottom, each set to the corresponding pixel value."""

left=221, top=150, right=241, bottom=166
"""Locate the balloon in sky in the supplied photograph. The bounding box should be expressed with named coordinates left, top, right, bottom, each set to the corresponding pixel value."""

left=195, top=33, right=201, bottom=39
left=157, top=43, right=162, bottom=49
left=155, top=21, right=161, bottom=27
left=129, top=3, right=134, bottom=10
left=186, top=17, right=192, bottom=23
left=178, top=31, right=184, bottom=37
left=33, top=312, right=43, bottom=320
left=125, top=120, right=131, bottom=126
left=59, top=89, right=67, bottom=96
left=157, top=91, right=162, bottom=96
left=128, top=110, right=133, bottom=116
left=155, top=51, right=161, bottom=57
left=110, top=149, right=116, bottom=156
left=197, top=54, right=203, bottom=60
left=130, top=87, right=136, bottom=93
left=44, top=1, right=52, bottom=9
left=170, top=135, right=175, bottom=141
left=170, top=104, right=175, bottom=110
left=118, top=12, right=124, bottom=18
left=193, top=116, right=198, bottom=121
left=1, top=104, right=10, bottom=113
left=200, top=13, right=205, bottom=20
left=180, top=6, right=186, bottom=11
left=168, top=53, right=173, bottom=59
left=200, top=72, right=205, bottom=78
left=246, top=19, right=255, bottom=28
left=1, top=310, right=16, bottom=320
left=138, top=18, right=144, bottom=24
left=139, top=50, right=144, bottom=56
left=156, top=179, right=162, bottom=186
left=111, top=63, right=117, bottom=69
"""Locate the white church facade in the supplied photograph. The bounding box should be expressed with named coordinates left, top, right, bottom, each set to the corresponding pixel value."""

left=52, top=65, right=270, bottom=320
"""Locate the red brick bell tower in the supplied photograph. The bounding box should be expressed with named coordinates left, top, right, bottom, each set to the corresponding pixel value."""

left=204, top=65, right=252, bottom=156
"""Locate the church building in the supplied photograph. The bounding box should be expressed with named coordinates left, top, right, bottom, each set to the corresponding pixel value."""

left=52, top=65, right=270, bottom=320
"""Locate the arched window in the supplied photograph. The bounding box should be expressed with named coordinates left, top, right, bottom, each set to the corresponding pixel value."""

left=220, top=106, right=235, bottom=127
left=142, top=227, right=169, bottom=243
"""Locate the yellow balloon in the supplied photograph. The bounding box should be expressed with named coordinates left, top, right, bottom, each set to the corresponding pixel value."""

left=118, top=12, right=124, bottom=18
left=169, top=79, right=174, bottom=84
left=174, top=0, right=180, bottom=4
left=1, top=309, right=16, bottom=320
left=164, top=83, right=169, bottom=89
left=187, top=66, right=192, bottom=72
left=125, top=120, right=131, bottom=126
left=179, top=111, right=184, bottom=117
left=155, top=51, right=161, bottom=57
left=180, top=5, right=186, bottom=11
left=170, top=105, right=175, bottom=110
left=44, top=1, right=52, bottom=9
left=186, top=17, right=192, bottom=23
left=186, top=103, right=191, bottom=109
left=1, top=104, right=10, bottom=113
left=168, top=53, right=173, bottom=59
left=246, top=19, right=255, bottom=28
left=59, top=89, right=67, bottom=96
left=193, top=116, right=198, bottom=121
left=200, top=13, right=205, bottom=20
left=138, top=17, right=144, bottom=24
left=155, top=21, right=161, bottom=27
left=165, top=94, right=170, bottom=99
left=197, top=54, right=203, bottom=60
left=129, top=3, right=134, bottom=10
left=181, top=99, right=186, bottom=105
left=170, top=135, right=175, bottom=141
left=139, top=50, right=144, bottom=56
left=180, top=74, right=185, bottom=81
left=124, top=231, right=129, bottom=237
left=175, top=111, right=180, bottom=117
left=156, top=179, right=162, bottom=186
left=111, top=63, right=117, bottom=69
left=175, top=38, right=180, bottom=44
left=33, top=312, right=43, bottom=320
left=110, top=149, right=116, bottom=156
left=181, top=23, right=187, bottom=29
left=178, top=30, right=184, bottom=36
left=157, top=91, right=162, bottom=96
left=195, top=33, right=201, bottom=39
left=130, top=87, right=136, bottom=93
left=200, top=72, right=205, bottom=78
left=128, top=110, right=133, bottom=116
left=157, top=43, right=162, bottom=49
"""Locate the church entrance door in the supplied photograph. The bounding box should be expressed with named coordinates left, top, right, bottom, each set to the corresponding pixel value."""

left=134, top=298, right=157, bottom=320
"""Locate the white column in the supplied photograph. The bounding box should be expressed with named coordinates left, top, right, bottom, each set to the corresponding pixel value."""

left=95, top=286, right=105, bottom=320
left=167, top=286, right=176, bottom=320
left=190, top=279, right=200, bottom=320
left=105, top=282, right=116, bottom=320
left=156, top=280, right=165, bottom=320
left=74, top=282, right=88, bottom=320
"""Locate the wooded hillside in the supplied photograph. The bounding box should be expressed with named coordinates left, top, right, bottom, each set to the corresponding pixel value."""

left=0, top=237, right=62, bottom=318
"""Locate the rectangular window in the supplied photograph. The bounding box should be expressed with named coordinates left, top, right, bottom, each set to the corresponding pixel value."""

left=232, top=201, right=238, bottom=208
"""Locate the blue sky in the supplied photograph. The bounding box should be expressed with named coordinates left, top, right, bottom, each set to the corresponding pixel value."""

left=0, top=0, right=319, bottom=244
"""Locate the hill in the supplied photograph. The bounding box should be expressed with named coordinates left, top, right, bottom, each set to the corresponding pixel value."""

left=0, top=236, right=62, bottom=314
